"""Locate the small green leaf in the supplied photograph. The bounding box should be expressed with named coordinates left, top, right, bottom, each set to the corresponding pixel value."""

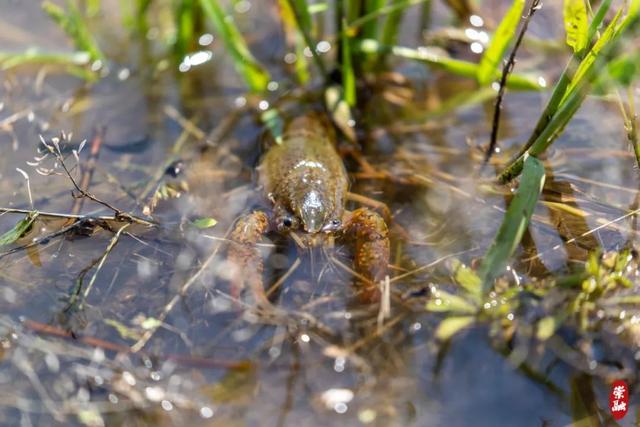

left=563, top=0, right=588, bottom=54
left=562, top=9, right=624, bottom=104
left=0, top=212, right=38, bottom=246
left=435, top=316, right=475, bottom=341
left=536, top=316, right=559, bottom=340
left=477, top=0, right=526, bottom=85
left=104, top=319, right=142, bottom=340
left=191, top=217, right=218, bottom=229
left=0, top=49, right=90, bottom=70
left=479, top=155, right=545, bottom=294
left=140, top=317, right=162, bottom=330
left=426, top=289, right=477, bottom=314
left=452, top=259, right=482, bottom=302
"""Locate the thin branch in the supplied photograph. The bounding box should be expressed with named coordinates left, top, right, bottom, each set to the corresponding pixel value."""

left=41, top=136, right=156, bottom=227
left=622, top=87, right=639, bottom=169
left=71, top=126, right=105, bottom=215
left=483, top=0, right=542, bottom=166
left=0, top=207, right=125, bottom=221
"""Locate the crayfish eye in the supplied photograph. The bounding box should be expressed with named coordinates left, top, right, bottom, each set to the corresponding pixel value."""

left=276, top=214, right=298, bottom=232
left=331, top=219, right=341, bottom=227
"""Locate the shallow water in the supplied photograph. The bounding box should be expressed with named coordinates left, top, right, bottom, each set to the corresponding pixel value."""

left=0, top=1, right=639, bottom=426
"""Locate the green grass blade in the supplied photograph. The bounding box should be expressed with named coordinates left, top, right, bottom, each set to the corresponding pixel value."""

left=357, top=39, right=542, bottom=90
left=277, top=0, right=310, bottom=84
left=175, top=0, right=197, bottom=59
left=286, top=0, right=328, bottom=78
left=506, top=0, right=612, bottom=164
left=563, top=0, right=588, bottom=54
left=586, top=0, right=613, bottom=41
left=380, top=0, right=405, bottom=48
left=479, top=155, right=545, bottom=294
left=341, top=19, right=356, bottom=107
left=498, top=77, right=591, bottom=182
left=621, top=0, right=640, bottom=31
left=0, top=49, right=91, bottom=69
left=361, top=0, right=385, bottom=39
left=346, top=0, right=429, bottom=34
left=199, top=0, right=270, bottom=93
left=85, top=0, right=100, bottom=17
left=426, top=289, right=477, bottom=314
left=561, top=9, right=624, bottom=104
left=498, top=1, right=634, bottom=183
left=477, top=0, right=525, bottom=86
left=42, top=0, right=105, bottom=62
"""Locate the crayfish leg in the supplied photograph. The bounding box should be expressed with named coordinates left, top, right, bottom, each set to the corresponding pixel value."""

left=227, top=211, right=271, bottom=306
left=343, top=207, right=390, bottom=301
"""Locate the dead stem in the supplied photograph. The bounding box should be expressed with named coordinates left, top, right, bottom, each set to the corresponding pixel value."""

left=329, top=254, right=374, bottom=286
left=622, top=87, right=639, bottom=169
left=346, top=312, right=407, bottom=353
left=377, top=275, right=391, bottom=330
left=71, top=126, right=105, bottom=215
left=266, top=257, right=302, bottom=298
left=0, top=207, right=112, bottom=219
left=22, top=318, right=249, bottom=370
left=523, top=205, right=640, bottom=262
left=483, top=0, right=542, bottom=166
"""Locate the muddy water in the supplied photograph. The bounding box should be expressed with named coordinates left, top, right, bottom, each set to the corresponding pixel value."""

left=0, top=1, right=638, bottom=426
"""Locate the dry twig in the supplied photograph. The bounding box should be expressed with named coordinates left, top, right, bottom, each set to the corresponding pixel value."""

left=483, top=0, right=542, bottom=166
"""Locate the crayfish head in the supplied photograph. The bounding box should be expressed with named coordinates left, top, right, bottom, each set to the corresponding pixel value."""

left=297, top=190, right=328, bottom=234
